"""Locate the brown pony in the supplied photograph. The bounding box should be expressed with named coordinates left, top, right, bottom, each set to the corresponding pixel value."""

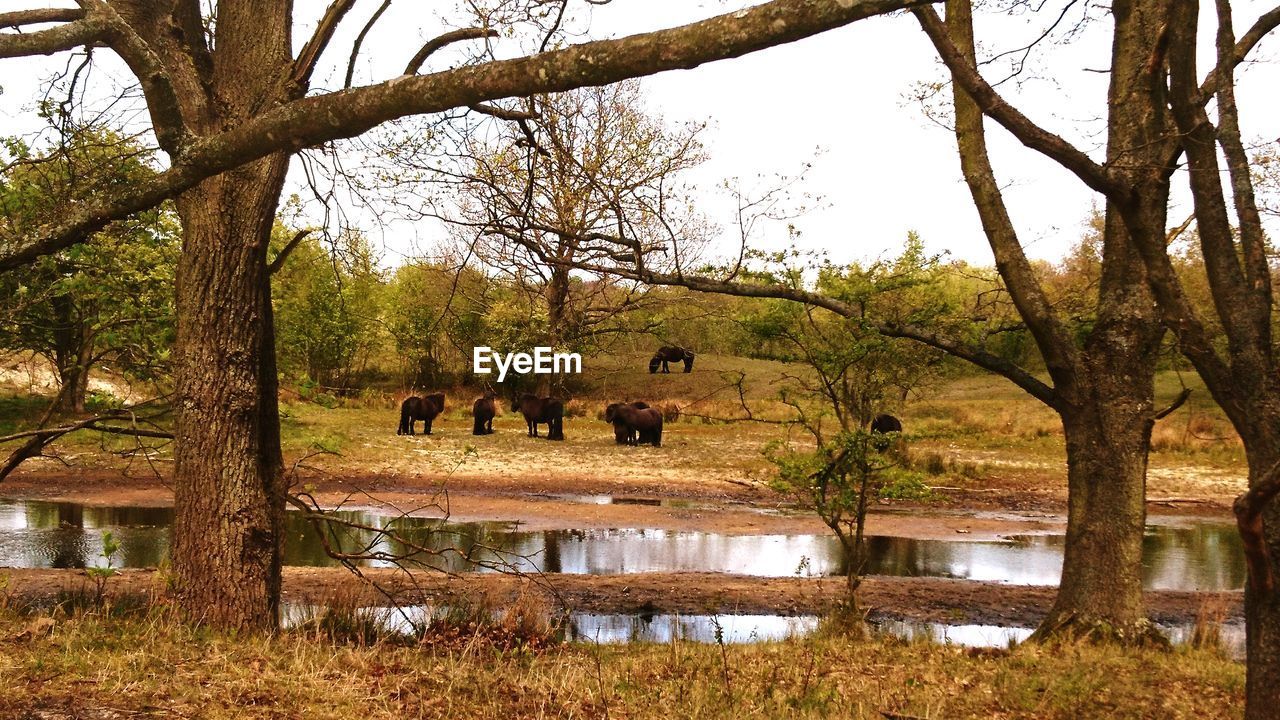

left=605, top=402, right=663, bottom=446
left=472, top=391, right=497, bottom=435
left=397, top=392, right=445, bottom=435
left=648, top=346, right=695, bottom=374
left=518, top=394, right=564, bottom=440
left=604, top=402, right=650, bottom=444
left=869, top=413, right=902, bottom=451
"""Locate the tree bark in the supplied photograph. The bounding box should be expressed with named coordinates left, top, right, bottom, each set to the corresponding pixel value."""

left=939, top=0, right=1168, bottom=641
left=170, top=155, right=289, bottom=629
left=1239, top=435, right=1280, bottom=716
left=1034, top=370, right=1156, bottom=639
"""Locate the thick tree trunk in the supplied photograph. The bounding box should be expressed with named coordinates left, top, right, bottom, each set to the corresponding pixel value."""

left=1233, top=408, right=1280, bottom=718
left=170, top=156, right=289, bottom=629
left=1034, top=389, right=1154, bottom=639
left=940, top=0, right=1167, bottom=642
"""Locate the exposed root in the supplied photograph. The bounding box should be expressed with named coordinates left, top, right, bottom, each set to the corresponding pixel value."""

left=1028, top=611, right=1172, bottom=648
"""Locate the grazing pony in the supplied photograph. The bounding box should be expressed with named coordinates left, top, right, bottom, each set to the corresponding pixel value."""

left=472, top=391, right=497, bottom=435
left=518, top=394, right=564, bottom=440
left=397, top=392, right=445, bottom=435
left=869, top=413, right=903, bottom=451
left=605, top=401, right=663, bottom=447
left=648, top=346, right=695, bottom=374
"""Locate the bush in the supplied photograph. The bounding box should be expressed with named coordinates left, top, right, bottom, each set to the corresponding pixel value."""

left=879, top=469, right=934, bottom=501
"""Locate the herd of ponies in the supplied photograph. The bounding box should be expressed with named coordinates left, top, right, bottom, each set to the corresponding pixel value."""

left=395, top=347, right=902, bottom=448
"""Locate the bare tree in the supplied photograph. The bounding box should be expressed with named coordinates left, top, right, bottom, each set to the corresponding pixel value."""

left=523, top=0, right=1276, bottom=646
left=432, top=81, right=707, bottom=391
left=0, top=0, right=937, bottom=629
left=1109, top=1, right=1280, bottom=714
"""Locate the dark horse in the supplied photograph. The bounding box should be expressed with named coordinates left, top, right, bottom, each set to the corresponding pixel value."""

left=604, top=401, right=650, bottom=445
left=869, top=413, right=902, bottom=451
left=397, top=392, right=445, bottom=435
left=648, top=346, right=695, bottom=374
left=605, top=401, right=663, bottom=446
left=518, top=394, right=564, bottom=440
left=472, top=391, right=496, bottom=435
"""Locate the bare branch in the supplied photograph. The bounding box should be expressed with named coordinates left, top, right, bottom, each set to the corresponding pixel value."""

left=404, top=27, right=499, bottom=76
left=932, top=0, right=1080, bottom=387
left=0, top=0, right=939, bottom=273
left=912, top=5, right=1126, bottom=200
left=268, top=228, right=314, bottom=274
left=1198, top=4, right=1280, bottom=103
left=1153, top=388, right=1192, bottom=420
left=294, top=0, right=358, bottom=89
left=344, top=0, right=392, bottom=89
left=0, top=13, right=105, bottom=59
left=0, top=9, right=85, bottom=27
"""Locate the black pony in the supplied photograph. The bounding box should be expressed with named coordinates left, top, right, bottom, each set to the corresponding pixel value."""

left=605, top=401, right=662, bottom=446
left=397, top=392, right=445, bottom=435
left=648, top=346, right=695, bottom=374
left=518, top=394, right=564, bottom=440
left=869, top=413, right=902, bottom=451
left=472, top=391, right=497, bottom=435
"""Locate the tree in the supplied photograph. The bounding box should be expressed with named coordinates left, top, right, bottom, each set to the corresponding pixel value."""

left=751, top=243, right=943, bottom=622
left=539, top=0, right=1241, bottom=644
left=0, top=130, right=177, bottom=412
left=1114, top=2, right=1280, bottom=714
left=0, top=0, right=934, bottom=629
left=384, top=258, right=493, bottom=389
left=445, top=80, right=706, bottom=390
left=272, top=228, right=384, bottom=392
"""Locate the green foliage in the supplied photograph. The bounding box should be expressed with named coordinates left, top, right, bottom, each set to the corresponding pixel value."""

left=272, top=227, right=385, bottom=391
left=0, top=129, right=178, bottom=409
left=878, top=467, right=934, bottom=501
left=86, top=530, right=121, bottom=606
left=384, top=260, right=493, bottom=388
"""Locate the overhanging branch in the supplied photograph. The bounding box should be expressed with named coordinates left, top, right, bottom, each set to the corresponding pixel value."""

left=0, top=0, right=939, bottom=272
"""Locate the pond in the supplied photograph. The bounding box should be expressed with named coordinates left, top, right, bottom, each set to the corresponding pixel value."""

left=0, top=498, right=1246, bottom=591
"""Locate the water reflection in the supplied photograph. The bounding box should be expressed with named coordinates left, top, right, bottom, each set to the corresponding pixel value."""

left=280, top=603, right=1245, bottom=657
left=0, top=499, right=1247, bottom=591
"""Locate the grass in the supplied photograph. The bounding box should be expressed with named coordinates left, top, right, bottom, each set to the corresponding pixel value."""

left=0, top=605, right=1244, bottom=719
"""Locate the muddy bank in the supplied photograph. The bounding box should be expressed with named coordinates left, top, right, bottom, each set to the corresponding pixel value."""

left=0, top=470, right=1231, bottom=541
left=3, top=567, right=1241, bottom=629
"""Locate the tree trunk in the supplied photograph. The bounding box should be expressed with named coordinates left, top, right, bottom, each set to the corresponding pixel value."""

left=50, top=292, right=88, bottom=413
left=1033, top=386, right=1155, bottom=640
left=544, top=263, right=572, bottom=396
left=170, top=156, right=289, bottom=629
left=1232, top=407, right=1280, bottom=718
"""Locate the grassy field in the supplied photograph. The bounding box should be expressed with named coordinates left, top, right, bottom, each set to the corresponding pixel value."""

left=0, top=352, right=1250, bottom=502
left=0, top=605, right=1244, bottom=719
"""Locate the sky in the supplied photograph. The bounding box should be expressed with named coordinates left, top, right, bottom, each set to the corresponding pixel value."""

left=2, top=0, right=1278, bottom=269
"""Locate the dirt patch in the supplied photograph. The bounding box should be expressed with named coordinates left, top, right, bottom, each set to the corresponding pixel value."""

left=2, top=567, right=1241, bottom=629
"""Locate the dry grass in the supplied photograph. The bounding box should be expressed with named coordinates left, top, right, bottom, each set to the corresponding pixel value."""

left=0, top=606, right=1245, bottom=719
left=2, top=353, right=1250, bottom=502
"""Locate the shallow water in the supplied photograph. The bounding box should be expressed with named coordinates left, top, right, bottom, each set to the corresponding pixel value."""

left=0, top=498, right=1246, bottom=591
left=280, top=603, right=1245, bottom=656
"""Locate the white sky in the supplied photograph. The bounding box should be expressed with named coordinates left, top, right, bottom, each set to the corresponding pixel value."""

left=2, top=1, right=1279, bottom=268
